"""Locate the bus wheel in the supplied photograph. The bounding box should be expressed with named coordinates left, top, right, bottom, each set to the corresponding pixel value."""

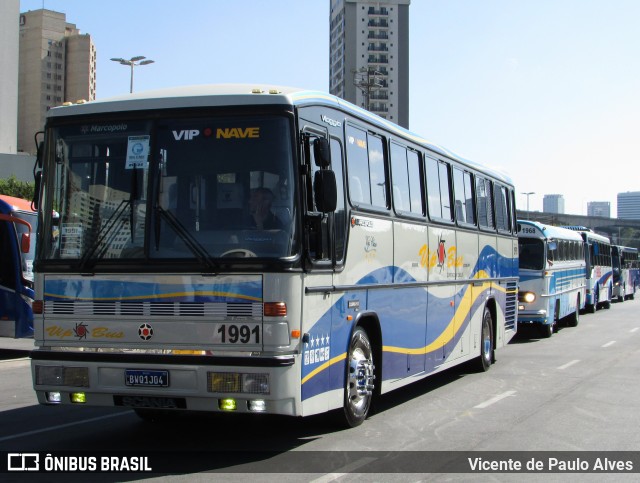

left=588, top=289, right=598, bottom=313
left=540, top=323, right=553, bottom=338
left=567, top=297, right=580, bottom=327
left=476, top=307, right=493, bottom=372
left=343, top=327, right=375, bottom=427
left=603, top=287, right=612, bottom=309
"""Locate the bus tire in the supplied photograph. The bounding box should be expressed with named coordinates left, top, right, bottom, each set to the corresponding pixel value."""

left=588, top=289, right=599, bottom=313
left=540, top=323, right=553, bottom=338
left=476, top=307, right=494, bottom=372
left=603, top=287, right=612, bottom=309
left=342, top=327, right=375, bottom=427
left=567, top=296, right=580, bottom=327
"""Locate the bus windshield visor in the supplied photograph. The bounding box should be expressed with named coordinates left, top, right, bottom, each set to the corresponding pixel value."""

left=518, top=238, right=545, bottom=270
left=42, top=116, right=296, bottom=265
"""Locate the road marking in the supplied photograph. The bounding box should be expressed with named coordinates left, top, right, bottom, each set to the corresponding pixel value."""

left=630, top=328, right=639, bottom=333
left=474, top=390, right=517, bottom=409
left=602, top=341, right=616, bottom=348
left=558, top=359, right=580, bottom=370
left=0, top=412, right=128, bottom=443
left=309, top=457, right=377, bottom=482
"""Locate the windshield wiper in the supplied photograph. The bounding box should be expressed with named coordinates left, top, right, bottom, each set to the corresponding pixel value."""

left=78, top=199, right=129, bottom=271
left=154, top=205, right=219, bottom=274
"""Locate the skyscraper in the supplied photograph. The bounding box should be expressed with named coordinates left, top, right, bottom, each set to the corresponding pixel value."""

left=329, top=0, right=410, bottom=128
left=587, top=201, right=611, bottom=218
left=0, top=0, right=19, bottom=154
left=18, top=9, right=96, bottom=154
left=543, top=194, right=565, bottom=214
left=617, top=191, right=640, bottom=220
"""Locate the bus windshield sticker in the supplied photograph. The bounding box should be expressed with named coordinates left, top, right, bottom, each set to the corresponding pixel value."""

left=126, top=135, right=150, bottom=169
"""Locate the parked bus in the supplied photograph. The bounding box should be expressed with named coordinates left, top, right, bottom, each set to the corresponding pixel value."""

left=612, top=245, right=639, bottom=302
left=30, top=84, right=518, bottom=426
left=517, top=221, right=586, bottom=337
left=563, top=227, right=612, bottom=313
left=0, top=194, right=36, bottom=338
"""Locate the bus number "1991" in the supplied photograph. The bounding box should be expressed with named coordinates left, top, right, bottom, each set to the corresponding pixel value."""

left=217, top=324, right=260, bottom=344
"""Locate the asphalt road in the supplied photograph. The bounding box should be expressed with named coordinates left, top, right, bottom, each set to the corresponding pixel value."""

left=1, top=298, right=639, bottom=481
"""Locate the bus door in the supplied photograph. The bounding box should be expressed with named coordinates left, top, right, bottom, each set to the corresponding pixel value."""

left=451, top=228, right=477, bottom=361
left=299, top=122, right=340, bottom=412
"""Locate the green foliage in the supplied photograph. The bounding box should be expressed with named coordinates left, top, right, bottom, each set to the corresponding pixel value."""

left=0, top=176, right=35, bottom=201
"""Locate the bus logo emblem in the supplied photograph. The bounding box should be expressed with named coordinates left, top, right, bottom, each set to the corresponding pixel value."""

left=138, top=324, right=154, bottom=341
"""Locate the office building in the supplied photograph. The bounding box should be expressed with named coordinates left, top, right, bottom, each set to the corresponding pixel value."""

left=617, top=191, right=640, bottom=220
left=18, top=9, right=96, bottom=154
left=542, top=194, right=564, bottom=214
left=587, top=201, right=611, bottom=218
left=329, top=0, right=410, bottom=128
left=0, top=0, right=20, bottom=154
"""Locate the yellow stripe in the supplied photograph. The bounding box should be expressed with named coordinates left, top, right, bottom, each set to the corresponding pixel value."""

left=304, top=274, right=512, bottom=385
left=301, top=352, right=346, bottom=385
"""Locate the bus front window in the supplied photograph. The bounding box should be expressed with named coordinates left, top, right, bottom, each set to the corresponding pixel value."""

left=518, top=238, right=545, bottom=270
left=151, top=116, right=296, bottom=260
left=40, top=115, right=296, bottom=266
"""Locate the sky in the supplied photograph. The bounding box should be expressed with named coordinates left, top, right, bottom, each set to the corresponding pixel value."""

left=20, top=0, right=640, bottom=216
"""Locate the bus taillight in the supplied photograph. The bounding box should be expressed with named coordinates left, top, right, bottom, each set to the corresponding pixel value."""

left=32, top=300, right=44, bottom=314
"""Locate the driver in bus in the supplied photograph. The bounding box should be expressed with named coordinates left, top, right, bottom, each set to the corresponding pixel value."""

left=246, top=187, right=283, bottom=230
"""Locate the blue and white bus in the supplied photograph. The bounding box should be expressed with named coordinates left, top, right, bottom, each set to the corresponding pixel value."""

left=517, top=221, right=586, bottom=337
left=30, top=84, right=518, bottom=427
left=0, top=194, right=36, bottom=338
left=563, top=227, right=613, bottom=313
left=612, top=245, right=639, bottom=302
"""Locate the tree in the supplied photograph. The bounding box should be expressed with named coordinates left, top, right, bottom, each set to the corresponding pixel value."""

left=0, top=176, right=35, bottom=201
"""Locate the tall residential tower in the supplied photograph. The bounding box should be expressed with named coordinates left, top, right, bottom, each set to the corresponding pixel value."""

left=18, top=9, right=96, bottom=154
left=330, top=0, right=410, bottom=128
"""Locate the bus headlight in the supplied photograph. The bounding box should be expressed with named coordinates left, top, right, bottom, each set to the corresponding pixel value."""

left=35, top=365, right=89, bottom=387
left=519, top=291, right=536, bottom=303
left=208, top=372, right=270, bottom=394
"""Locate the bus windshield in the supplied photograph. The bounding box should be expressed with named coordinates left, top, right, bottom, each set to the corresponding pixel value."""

left=41, top=115, right=296, bottom=266
left=518, top=237, right=544, bottom=270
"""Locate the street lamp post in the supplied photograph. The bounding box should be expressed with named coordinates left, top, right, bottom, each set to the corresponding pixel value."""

left=353, top=66, right=383, bottom=111
left=110, top=56, right=155, bottom=93
left=522, top=192, right=535, bottom=219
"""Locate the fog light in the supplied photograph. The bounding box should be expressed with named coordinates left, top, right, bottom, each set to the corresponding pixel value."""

left=71, top=392, right=86, bottom=403
left=248, top=399, right=267, bottom=412
left=219, top=398, right=237, bottom=411
left=46, top=391, right=62, bottom=403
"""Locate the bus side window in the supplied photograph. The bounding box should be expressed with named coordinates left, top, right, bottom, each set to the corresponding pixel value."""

left=476, top=176, right=494, bottom=229
left=330, top=138, right=346, bottom=262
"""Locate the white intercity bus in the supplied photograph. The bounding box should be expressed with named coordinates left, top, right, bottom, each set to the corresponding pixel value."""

left=612, top=245, right=639, bottom=302
left=562, top=227, right=613, bottom=313
left=31, top=85, right=518, bottom=426
left=517, top=221, right=586, bottom=337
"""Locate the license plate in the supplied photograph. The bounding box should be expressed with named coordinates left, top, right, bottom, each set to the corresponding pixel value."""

left=125, top=369, right=169, bottom=387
